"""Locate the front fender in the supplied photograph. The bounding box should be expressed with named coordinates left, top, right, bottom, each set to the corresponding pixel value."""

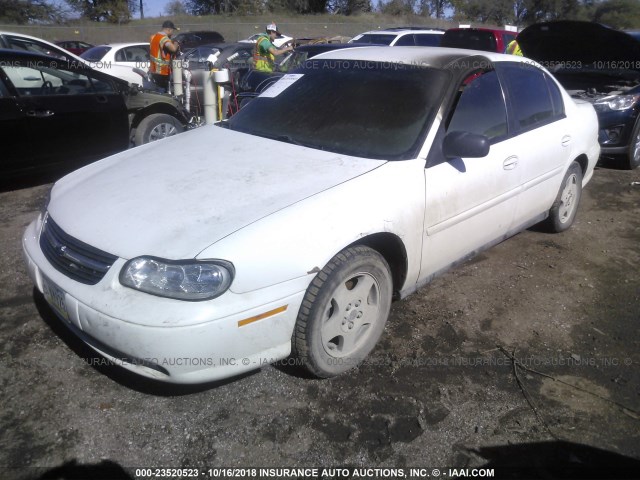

left=197, top=159, right=426, bottom=294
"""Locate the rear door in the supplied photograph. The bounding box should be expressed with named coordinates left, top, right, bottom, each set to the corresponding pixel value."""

left=1, top=58, right=129, bottom=173
left=496, top=62, right=571, bottom=222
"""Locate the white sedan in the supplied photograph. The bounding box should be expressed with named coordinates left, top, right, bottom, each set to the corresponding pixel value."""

left=81, top=43, right=150, bottom=86
left=0, top=31, right=148, bottom=87
left=23, top=47, right=600, bottom=384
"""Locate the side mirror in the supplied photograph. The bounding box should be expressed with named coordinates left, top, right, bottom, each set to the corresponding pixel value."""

left=443, top=131, right=490, bottom=159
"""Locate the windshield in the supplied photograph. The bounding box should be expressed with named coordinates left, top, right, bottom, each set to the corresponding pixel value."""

left=225, top=60, right=449, bottom=160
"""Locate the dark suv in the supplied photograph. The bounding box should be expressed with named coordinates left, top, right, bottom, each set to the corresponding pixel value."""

left=441, top=27, right=517, bottom=53
left=518, top=21, right=640, bottom=169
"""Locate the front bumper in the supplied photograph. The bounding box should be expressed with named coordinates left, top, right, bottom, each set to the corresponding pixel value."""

left=596, top=107, right=639, bottom=154
left=22, top=217, right=306, bottom=384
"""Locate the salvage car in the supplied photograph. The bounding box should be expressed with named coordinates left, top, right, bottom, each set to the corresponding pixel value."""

left=23, top=47, right=600, bottom=384
left=0, top=31, right=192, bottom=146
left=518, top=21, right=640, bottom=169
left=0, top=49, right=129, bottom=178
left=0, top=31, right=146, bottom=87
left=81, top=43, right=150, bottom=85
left=440, top=27, right=517, bottom=53
left=55, top=40, right=93, bottom=56
left=349, top=27, right=444, bottom=46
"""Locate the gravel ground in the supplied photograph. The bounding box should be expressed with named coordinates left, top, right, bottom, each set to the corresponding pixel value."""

left=0, top=159, right=639, bottom=480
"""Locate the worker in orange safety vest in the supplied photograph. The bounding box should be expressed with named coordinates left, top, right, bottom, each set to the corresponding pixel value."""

left=149, top=20, right=181, bottom=91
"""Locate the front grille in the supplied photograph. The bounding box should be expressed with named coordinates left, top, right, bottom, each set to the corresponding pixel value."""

left=40, top=214, right=118, bottom=285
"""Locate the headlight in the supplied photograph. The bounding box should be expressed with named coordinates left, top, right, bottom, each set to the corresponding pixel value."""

left=594, top=94, right=639, bottom=111
left=120, top=257, right=234, bottom=301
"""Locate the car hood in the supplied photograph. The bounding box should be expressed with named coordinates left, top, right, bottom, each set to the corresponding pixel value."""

left=518, top=21, right=640, bottom=69
left=48, top=125, right=385, bottom=260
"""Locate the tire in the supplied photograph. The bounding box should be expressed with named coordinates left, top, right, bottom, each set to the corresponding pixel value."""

left=134, top=113, right=184, bottom=146
left=293, top=246, right=393, bottom=378
left=626, top=117, right=640, bottom=170
left=544, top=161, right=583, bottom=233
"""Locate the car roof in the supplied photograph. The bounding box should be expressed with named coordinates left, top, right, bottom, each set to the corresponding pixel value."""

left=0, top=47, right=97, bottom=68
left=309, top=45, right=527, bottom=69
left=294, top=43, right=360, bottom=52
left=359, top=28, right=445, bottom=35
left=0, top=31, right=85, bottom=61
left=445, top=27, right=515, bottom=34
left=382, top=26, right=446, bottom=32
left=91, top=42, right=149, bottom=48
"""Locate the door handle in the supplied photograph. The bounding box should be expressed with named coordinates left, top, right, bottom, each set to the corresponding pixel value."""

left=96, top=95, right=108, bottom=104
left=561, top=135, right=572, bottom=147
left=503, top=156, right=518, bottom=170
left=26, top=110, right=55, bottom=118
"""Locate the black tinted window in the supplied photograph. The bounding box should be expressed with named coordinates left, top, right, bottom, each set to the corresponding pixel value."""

left=447, top=70, right=507, bottom=142
left=441, top=30, right=497, bottom=52
left=394, top=35, right=415, bottom=46
left=500, top=63, right=564, bottom=130
left=81, top=46, right=111, bottom=62
left=415, top=34, right=442, bottom=46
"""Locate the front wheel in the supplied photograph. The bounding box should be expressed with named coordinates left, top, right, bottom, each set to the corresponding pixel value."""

left=543, top=161, right=583, bottom=233
left=293, top=246, right=393, bottom=378
left=134, top=113, right=184, bottom=146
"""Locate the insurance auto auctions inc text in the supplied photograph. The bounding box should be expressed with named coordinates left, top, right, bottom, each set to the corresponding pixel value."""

left=134, top=467, right=495, bottom=479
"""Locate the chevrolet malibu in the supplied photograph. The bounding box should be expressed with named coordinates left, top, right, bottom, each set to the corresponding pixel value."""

left=23, top=47, right=600, bottom=384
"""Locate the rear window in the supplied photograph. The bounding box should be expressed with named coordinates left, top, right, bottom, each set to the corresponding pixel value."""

left=81, top=46, right=111, bottom=62
left=441, top=30, right=497, bottom=52
left=350, top=34, right=396, bottom=46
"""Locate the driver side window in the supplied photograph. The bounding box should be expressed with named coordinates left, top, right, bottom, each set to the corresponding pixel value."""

left=447, top=69, right=508, bottom=143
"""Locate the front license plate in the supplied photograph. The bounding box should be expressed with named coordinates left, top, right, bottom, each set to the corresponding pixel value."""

left=42, top=276, right=70, bottom=323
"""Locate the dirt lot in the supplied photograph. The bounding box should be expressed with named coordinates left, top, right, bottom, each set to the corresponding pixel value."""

left=0, top=159, right=639, bottom=480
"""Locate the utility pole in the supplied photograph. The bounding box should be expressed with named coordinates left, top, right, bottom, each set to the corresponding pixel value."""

left=140, top=0, right=144, bottom=18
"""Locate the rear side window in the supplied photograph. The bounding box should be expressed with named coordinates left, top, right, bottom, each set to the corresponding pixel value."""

left=441, top=30, right=497, bottom=52
left=447, top=70, right=508, bottom=142
left=415, top=34, right=442, bottom=47
left=394, top=35, right=416, bottom=46
left=499, top=63, right=565, bottom=131
left=81, top=45, right=111, bottom=62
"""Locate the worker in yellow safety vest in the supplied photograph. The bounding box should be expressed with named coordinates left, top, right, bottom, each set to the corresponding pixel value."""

left=253, top=23, right=294, bottom=73
left=149, top=20, right=181, bottom=91
left=506, top=39, right=523, bottom=56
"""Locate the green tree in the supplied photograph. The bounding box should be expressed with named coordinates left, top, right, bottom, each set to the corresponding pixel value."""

left=0, top=0, right=66, bottom=24
left=452, top=0, right=516, bottom=24
left=593, top=0, right=640, bottom=29
left=165, top=0, right=189, bottom=15
left=518, top=0, right=582, bottom=24
left=379, top=0, right=414, bottom=15
left=65, top=0, right=137, bottom=22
